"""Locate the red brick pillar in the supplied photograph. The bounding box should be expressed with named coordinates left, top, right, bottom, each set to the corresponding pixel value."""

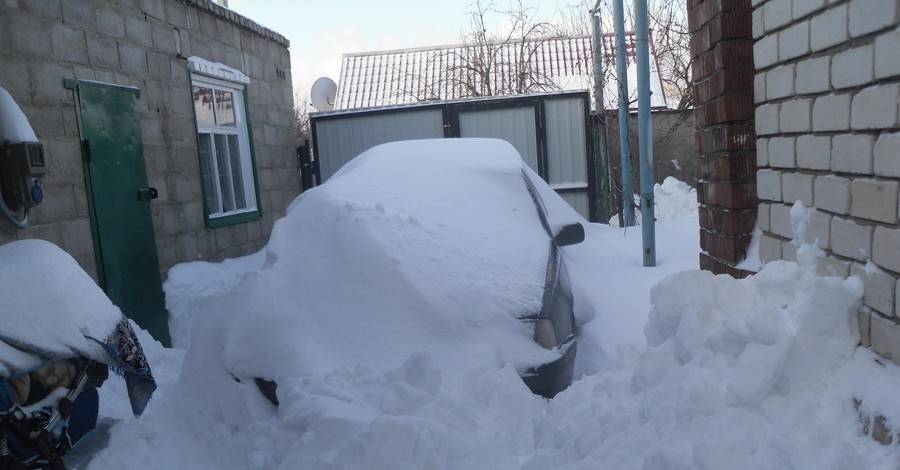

left=688, top=0, right=757, bottom=278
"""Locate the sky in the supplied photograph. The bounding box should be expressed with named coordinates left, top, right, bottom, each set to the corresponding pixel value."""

left=226, top=0, right=582, bottom=101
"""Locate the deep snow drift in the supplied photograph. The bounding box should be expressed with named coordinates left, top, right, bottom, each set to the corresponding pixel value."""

left=7, top=141, right=891, bottom=468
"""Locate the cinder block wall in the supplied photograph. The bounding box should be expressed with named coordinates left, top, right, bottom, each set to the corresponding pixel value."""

left=688, top=0, right=759, bottom=277
left=752, top=0, right=900, bottom=360
left=0, top=0, right=299, bottom=279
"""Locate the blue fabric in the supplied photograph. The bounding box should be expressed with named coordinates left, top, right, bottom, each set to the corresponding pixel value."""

left=0, top=380, right=15, bottom=411
left=66, top=387, right=99, bottom=446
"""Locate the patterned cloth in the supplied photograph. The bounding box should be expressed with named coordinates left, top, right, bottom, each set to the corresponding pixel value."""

left=99, top=318, right=156, bottom=417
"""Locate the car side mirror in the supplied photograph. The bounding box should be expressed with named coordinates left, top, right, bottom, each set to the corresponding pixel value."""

left=554, top=223, right=585, bottom=247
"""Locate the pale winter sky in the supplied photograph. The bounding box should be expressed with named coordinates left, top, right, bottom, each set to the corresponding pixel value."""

left=227, top=0, right=581, bottom=101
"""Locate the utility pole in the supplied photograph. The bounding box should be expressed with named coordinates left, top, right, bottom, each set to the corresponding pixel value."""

left=635, top=0, right=657, bottom=266
left=613, top=0, right=635, bottom=227
left=590, top=1, right=610, bottom=224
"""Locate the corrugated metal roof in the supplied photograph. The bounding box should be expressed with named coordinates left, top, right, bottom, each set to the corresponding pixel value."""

left=335, top=33, right=667, bottom=111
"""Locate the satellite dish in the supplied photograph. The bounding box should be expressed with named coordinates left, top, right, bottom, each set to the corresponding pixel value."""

left=310, top=77, right=337, bottom=112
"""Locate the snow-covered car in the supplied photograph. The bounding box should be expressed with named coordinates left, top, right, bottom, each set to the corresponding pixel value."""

left=190, top=138, right=586, bottom=405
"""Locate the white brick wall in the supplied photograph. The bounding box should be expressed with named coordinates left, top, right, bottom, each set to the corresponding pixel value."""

left=875, top=26, right=900, bottom=79
left=873, top=226, right=900, bottom=272
left=757, top=169, right=783, bottom=201
left=768, top=136, right=796, bottom=167
left=796, top=135, right=830, bottom=170
left=831, top=45, right=874, bottom=89
left=850, top=179, right=899, bottom=223
left=810, top=4, right=848, bottom=52
left=812, top=94, right=851, bottom=131
left=770, top=202, right=794, bottom=238
left=875, top=132, right=900, bottom=177
left=830, top=217, right=872, bottom=261
left=851, top=85, right=899, bottom=130
left=782, top=172, right=814, bottom=205
left=831, top=134, right=874, bottom=174
left=779, top=21, right=810, bottom=61
left=814, top=175, right=850, bottom=214
left=848, top=0, right=898, bottom=37
left=755, top=0, right=900, bottom=368
left=779, top=98, right=811, bottom=133
left=795, top=56, right=830, bottom=95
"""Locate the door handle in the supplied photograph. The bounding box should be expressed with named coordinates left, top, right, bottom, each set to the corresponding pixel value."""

left=137, top=187, right=158, bottom=202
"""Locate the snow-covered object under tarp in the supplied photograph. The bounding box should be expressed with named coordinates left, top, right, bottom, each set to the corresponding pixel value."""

left=0, top=87, right=38, bottom=143
left=188, top=138, right=581, bottom=389
left=0, top=239, right=156, bottom=416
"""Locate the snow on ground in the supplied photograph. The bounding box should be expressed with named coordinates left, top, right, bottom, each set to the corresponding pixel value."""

left=42, top=143, right=899, bottom=468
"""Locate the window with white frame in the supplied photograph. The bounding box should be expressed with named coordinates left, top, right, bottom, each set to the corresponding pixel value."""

left=189, top=60, right=259, bottom=225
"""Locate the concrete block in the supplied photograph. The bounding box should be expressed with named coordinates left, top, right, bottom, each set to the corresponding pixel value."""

left=760, top=233, right=784, bottom=263
left=874, top=226, right=900, bottom=273
left=759, top=202, right=772, bottom=231
left=794, top=0, right=827, bottom=18
left=795, top=55, right=830, bottom=94
left=832, top=45, right=874, bottom=89
left=754, top=104, right=780, bottom=136
left=766, top=64, right=795, bottom=99
left=810, top=4, right=849, bottom=51
left=831, top=217, right=873, bottom=261
left=21, top=0, right=61, bottom=20
left=849, top=0, right=898, bottom=37
left=871, top=314, right=900, bottom=361
left=831, top=133, right=874, bottom=174
left=765, top=0, right=794, bottom=32
left=50, top=24, right=88, bottom=63
left=758, top=169, right=784, bottom=201
left=875, top=132, right=900, bottom=177
left=86, top=35, right=120, bottom=70
left=851, top=179, right=899, bottom=223
left=8, top=13, right=53, bottom=56
left=771, top=202, right=794, bottom=238
left=782, top=172, right=815, bottom=205
left=60, top=0, right=95, bottom=29
left=851, top=84, right=899, bottom=130
left=118, top=43, right=148, bottom=76
left=95, top=6, right=125, bottom=38
left=755, top=72, right=767, bottom=103
left=817, top=254, right=850, bottom=277
left=797, top=135, right=831, bottom=170
left=779, top=20, right=810, bottom=61
left=779, top=98, right=811, bottom=133
left=875, top=26, right=900, bottom=79
left=813, top=94, right=851, bottom=131
left=851, top=263, right=896, bottom=316
left=768, top=136, right=796, bottom=168
left=754, top=34, right=780, bottom=70
left=125, top=15, right=153, bottom=48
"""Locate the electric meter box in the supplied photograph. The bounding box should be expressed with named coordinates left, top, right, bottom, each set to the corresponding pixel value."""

left=1, top=142, right=46, bottom=210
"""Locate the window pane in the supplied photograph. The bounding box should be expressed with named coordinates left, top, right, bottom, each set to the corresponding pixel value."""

left=215, top=89, right=236, bottom=127
left=227, top=134, right=246, bottom=209
left=193, top=87, right=215, bottom=126
left=214, top=134, right=235, bottom=212
left=197, top=134, right=220, bottom=213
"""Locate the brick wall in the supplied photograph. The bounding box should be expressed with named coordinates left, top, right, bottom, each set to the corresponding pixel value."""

left=0, top=0, right=300, bottom=279
left=689, top=0, right=759, bottom=277
left=752, top=0, right=900, bottom=362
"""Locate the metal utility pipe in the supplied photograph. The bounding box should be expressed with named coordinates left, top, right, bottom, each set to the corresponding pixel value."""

left=613, top=0, right=635, bottom=227
left=590, top=3, right=611, bottom=224
left=635, top=0, right=656, bottom=266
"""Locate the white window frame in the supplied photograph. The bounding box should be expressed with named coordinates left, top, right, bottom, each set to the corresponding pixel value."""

left=190, top=70, right=259, bottom=225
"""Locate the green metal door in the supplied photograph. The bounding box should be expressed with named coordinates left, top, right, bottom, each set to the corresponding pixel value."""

left=66, top=79, right=171, bottom=346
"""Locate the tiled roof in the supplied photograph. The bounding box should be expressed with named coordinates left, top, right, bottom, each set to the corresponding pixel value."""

left=335, top=33, right=667, bottom=111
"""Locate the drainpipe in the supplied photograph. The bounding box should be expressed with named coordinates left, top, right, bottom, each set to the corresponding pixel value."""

left=590, top=2, right=611, bottom=224
left=613, top=0, right=635, bottom=227
left=635, top=0, right=656, bottom=266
